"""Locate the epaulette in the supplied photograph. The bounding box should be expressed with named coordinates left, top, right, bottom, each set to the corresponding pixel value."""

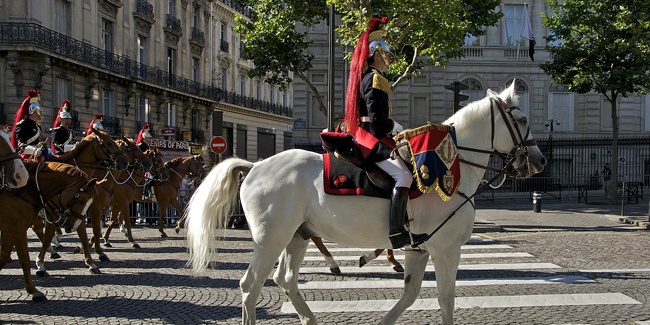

left=372, top=73, right=393, bottom=95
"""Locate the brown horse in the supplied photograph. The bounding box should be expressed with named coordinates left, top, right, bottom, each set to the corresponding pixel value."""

left=32, top=129, right=128, bottom=266
left=102, top=147, right=169, bottom=247
left=38, top=137, right=150, bottom=273
left=0, top=162, right=100, bottom=302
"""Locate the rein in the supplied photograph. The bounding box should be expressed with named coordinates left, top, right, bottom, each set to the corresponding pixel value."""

left=0, top=151, right=21, bottom=190
left=33, top=163, right=88, bottom=228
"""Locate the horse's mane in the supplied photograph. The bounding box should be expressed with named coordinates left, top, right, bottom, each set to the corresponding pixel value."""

left=167, top=157, right=187, bottom=167
left=25, top=161, right=87, bottom=180
left=57, top=134, right=94, bottom=161
left=444, top=88, right=519, bottom=131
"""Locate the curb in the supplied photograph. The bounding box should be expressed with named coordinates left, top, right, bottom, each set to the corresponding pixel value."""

left=473, top=221, right=502, bottom=233
left=618, top=216, right=650, bottom=230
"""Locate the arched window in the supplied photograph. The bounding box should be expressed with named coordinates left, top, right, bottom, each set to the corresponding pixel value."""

left=461, top=78, right=484, bottom=105
left=548, top=83, right=574, bottom=132
left=505, top=79, right=530, bottom=117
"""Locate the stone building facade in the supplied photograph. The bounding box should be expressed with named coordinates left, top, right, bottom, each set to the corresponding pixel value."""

left=292, top=0, right=650, bottom=183
left=0, top=0, right=293, bottom=163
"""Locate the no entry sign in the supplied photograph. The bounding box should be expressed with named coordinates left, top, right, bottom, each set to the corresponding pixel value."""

left=210, top=136, right=227, bottom=154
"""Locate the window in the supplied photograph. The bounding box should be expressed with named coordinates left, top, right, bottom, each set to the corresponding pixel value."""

left=222, top=126, right=234, bottom=157
left=548, top=83, right=574, bottom=132
left=101, top=19, right=114, bottom=53
left=166, top=103, right=177, bottom=127
left=54, top=77, right=70, bottom=110
left=236, top=126, right=247, bottom=159
left=167, top=47, right=176, bottom=85
left=137, top=35, right=148, bottom=65
left=192, top=58, right=200, bottom=82
left=464, top=34, right=480, bottom=46
left=54, top=0, right=71, bottom=36
left=269, top=87, right=275, bottom=104
left=240, top=76, right=246, bottom=96
left=137, top=97, right=150, bottom=122
left=256, top=81, right=261, bottom=100
left=221, top=68, right=228, bottom=90
left=191, top=109, right=200, bottom=130
left=168, top=0, right=176, bottom=16
left=220, top=23, right=226, bottom=42
left=102, top=88, right=115, bottom=117
left=193, top=6, right=199, bottom=28
left=460, top=78, right=484, bottom=104
left=502, top=5, right=526, bottom=47
left=282, top=91, right=287, bottom=107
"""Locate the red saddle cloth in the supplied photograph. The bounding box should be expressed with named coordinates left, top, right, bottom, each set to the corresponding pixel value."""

left=323, top=153, right=421, bottom=199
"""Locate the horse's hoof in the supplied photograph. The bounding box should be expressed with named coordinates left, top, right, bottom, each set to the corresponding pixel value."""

left=359, top=256, right=368, bottom=268
left=74, top=246, right=82, bottom=254
left=103, top=242, right=112, bottom=248
left=392, top=264, right=405, bottom=273
left=50, top=253, right=61, bottom=260
left=36, top=270, right=49, bottom=277
left=174, top=227, right=181, bottom=234
left=160, top=232, right=168, bottom=238
left=89, top=267, right=102, bottom=274
left=330, top=267, right=342, bottom=275
left=32, top=294, right=48, bottom=302
left=98, top=255, right=110, bottom=262
left=132, top=243, right=141, bottom=249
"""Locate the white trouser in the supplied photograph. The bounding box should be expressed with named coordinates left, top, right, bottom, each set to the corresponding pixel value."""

left=376, top=157, right=413, bottom=188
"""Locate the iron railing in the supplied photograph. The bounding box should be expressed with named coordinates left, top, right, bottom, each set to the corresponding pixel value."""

left=0, top=23, right=292, bottom=118
left=217, top=0, right=254, bottom=19
left=102, top=116, right=121, bottom=135
left=135, top=0, right=154, bottom=21
left=190, top=27, right=205, bottom=46
left=220, top=39, right=229, bottom=52
left=165, top=14, right=182, bottom=34
left=222, top=91, right=292, bottom=117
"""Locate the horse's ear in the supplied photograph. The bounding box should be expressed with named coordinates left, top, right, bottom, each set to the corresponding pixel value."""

left=487, top=89, right=498, bottom=97
left=500, top=79, right=516, bottom=101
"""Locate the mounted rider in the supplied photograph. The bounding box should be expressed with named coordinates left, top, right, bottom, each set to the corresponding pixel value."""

left=50, top=99, right=75, bottom=156
left=136, top=124, right=154, bottom=200
left=86, top=113, right=105, bottom=136
left=345, top=17, right=427, bottom=249
left=11, top=89, right=53, bottom=162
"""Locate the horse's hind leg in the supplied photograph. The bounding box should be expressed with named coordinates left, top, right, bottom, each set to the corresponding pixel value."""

left=240, top=239, right=293, bottom=325
left=88, top=206, right=110, bottom=261
left=75, top=221, right=101, bottom=274
left=0, top=233, right=12, bottom=269
left=157, top=202, right=169, bottom=238
left=15, top=231, right=46, bottom=302
left=386, top=249, right=404, bottom=272
left=311, top=236, right=340, bottom=274
left=433, top=248, right=462, bottom=325
left=379, top=249, right=429, bottom=325
left=168, top=198, right=184, bottom=235
left=274, top=234, right=316, bottom=325
left=35, top=222, right=58, bottom=277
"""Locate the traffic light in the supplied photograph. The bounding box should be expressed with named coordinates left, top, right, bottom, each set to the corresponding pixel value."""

left=444, top=81, right=469, bottom=112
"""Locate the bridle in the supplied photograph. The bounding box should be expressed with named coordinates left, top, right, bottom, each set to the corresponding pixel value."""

left=148, top=149, right=166, bottom=180
left=93, top=135, right=124, bottom=170
left=456, top=97, right=536, bottom=179
left=119, top=140, right=148, bottom=172
left=33, top=163, right=89, bottom=229
left=166, top=156, right=201, bottom=184
left=0, top=150, right=22, bottom=190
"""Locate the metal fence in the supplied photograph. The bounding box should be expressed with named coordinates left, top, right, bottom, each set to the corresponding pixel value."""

left=122, top=189, right=195, bottom=226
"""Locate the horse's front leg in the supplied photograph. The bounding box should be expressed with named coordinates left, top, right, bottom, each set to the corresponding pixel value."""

left=158, top=202, right=169, bottom=238
left=168, top=198, right=185, bottom=235
left=433, top=247, right=462, bottom=325
left=15, top=231, right=46, bottom=301
left=379, top=249, right=429, bottom=325
left=102, top=205, right=119, bottom=247
left=116, top=202, right=139, bottom=248
left=0, top=232, right=12, bottom=269
left=274, top=233, right=316, bottom=325
left=35, top=222, right=57, bottom=277
left=88, top=205, right=110, bottom=261
left=75, top=220, right=101, bottom=274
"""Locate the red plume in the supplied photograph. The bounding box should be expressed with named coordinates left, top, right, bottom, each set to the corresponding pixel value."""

left=11, top=89, right=40, bottom=149
left=344, top=17, right=388, bottom=134
left=136, top=124, right=151, bottom=144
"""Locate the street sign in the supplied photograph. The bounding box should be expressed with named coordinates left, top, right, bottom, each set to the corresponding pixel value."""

left=210, top=136, right=227, bottom=154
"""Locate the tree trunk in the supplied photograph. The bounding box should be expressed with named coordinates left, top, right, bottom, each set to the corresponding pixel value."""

left=609, top=92, right=618, bottom=205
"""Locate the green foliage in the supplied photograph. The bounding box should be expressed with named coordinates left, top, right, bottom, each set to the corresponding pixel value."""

left=541, top=0, right=650, bottom=97
left=236, top=0, right=502, bottom=92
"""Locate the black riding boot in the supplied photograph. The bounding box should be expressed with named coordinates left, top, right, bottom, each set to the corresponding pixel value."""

left=142, top=181, right=151, bottom=200
left=388, top=187, right=428, bottom=249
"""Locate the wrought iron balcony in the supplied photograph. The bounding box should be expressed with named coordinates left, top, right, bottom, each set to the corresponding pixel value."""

left=102, top=115, right=121, bottom=136
left=221, top=91, right=293, bottom=117
left=135, top=0, right=154, bottom=21
left=190, top=27, right=205, bottom=47
left=0, top=23, right=292, bottom=118
left=165, top=14, right=182, bottom=35
left=190, top=128, right=205, bottom=143
left=218, top=0, right=253, bottom=19
left=220, top=39, right=229, bottom=52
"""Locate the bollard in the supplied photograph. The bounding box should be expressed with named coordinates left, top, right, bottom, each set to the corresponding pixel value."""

left=533, top=191, right=542, bottom=213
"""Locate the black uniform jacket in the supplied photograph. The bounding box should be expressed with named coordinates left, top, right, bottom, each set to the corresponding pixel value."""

left=15, top=118, right=44, bottom=148
left=356, top=67, right=395, bottom=162
left=51, top=126, right=74, bottom=155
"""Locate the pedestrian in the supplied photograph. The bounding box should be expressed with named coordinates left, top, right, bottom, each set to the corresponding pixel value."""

left=343, top=16, right=426, bottom=249
left=602, top=163, right=612, bottom=197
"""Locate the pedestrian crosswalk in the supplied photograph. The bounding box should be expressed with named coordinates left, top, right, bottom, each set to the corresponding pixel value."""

left=277, top=235, right=646, bottom=323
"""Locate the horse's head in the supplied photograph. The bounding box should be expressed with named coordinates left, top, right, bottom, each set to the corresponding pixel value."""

left=89, top=128, right=129, bottom=171
left=0, top=131, right=28, bottom=188
left=488, top=81, right=546, bottom=177
left=148, top=147, right=169, bottom=181
left=119, top=136, right=152, bottom=172
left=187, top=155, right=204, bottom=181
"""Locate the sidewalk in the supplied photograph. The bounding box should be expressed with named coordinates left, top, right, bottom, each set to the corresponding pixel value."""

left=473, top=197, right=650, bottom=232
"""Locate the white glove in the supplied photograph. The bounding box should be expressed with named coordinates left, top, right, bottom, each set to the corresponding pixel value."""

left=64, top=144, right=75, bottom=152
left=34, top=148, right=43, bottom=157
left=390, top=121, right=404, bottom=136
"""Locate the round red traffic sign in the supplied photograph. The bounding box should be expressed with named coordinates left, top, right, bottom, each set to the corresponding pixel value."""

left=210, top=136, right=227, bottom=154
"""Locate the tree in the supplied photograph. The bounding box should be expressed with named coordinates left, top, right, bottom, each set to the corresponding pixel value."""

left=541, top=0, right=650, bottom=204
left=235, top=0, right=502, bottom=116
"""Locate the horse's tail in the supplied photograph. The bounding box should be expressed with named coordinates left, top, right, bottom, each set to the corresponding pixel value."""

left=186, top=157, right=254, bottom=274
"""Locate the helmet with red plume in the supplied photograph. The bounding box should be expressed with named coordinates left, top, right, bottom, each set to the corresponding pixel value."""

left=53, top=99, right=72, bottom=129
left=11, top=89, right=41, bottom=149
left=136, top=124, right=152, bottom=144
left=86, top=113, right=105, bottom=136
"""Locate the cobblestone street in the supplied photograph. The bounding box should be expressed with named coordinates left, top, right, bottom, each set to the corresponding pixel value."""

left=1, top=203, right=650, bottom=324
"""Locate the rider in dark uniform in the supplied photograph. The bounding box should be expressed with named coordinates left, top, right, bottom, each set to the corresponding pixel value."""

left=51, top=99, right=75, bottom=156
left=136, top=124, right=154, bottom=200
left=11, top=89, right=52, bottom=162
left=344, top=17, right=426, bottom=249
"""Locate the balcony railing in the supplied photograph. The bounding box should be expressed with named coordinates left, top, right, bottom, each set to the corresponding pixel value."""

left=0, top=23, right=292, bottom=118
left=190, top=27, right=205, bottom=46
left=190, top=128, right=205, bottom=143
left=220, top=39, right=229, bottom=52
left=135, top=0, right=154, bottom=21
left=217, top=0, right=254, bottom=19
left=222, top=91, right=293, bottom=117
left=102, top=115, right=121, bottom=135
left=165, top=14, right=182, bottom=35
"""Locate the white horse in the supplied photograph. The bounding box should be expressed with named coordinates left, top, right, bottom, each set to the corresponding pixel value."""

left=186, top=82, right=546, bottom=325
left=0, top=131, right=28, bottom=189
